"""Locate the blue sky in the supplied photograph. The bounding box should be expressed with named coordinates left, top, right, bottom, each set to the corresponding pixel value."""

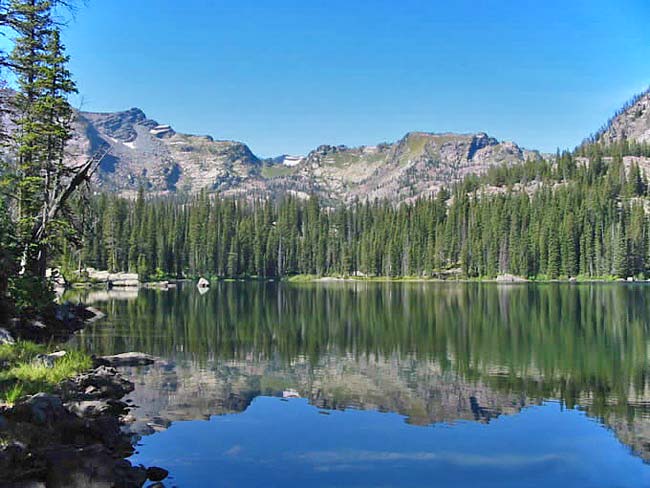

left=57, top=0, right=650, bottom=156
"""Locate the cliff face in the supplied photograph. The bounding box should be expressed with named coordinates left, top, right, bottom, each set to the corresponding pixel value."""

left=68, top=107, right=261, bottom=196
left=66, top=107, right=537, bottom=202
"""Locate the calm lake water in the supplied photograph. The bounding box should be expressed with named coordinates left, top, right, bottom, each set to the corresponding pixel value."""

left=66, top=282, right=650, bottom=487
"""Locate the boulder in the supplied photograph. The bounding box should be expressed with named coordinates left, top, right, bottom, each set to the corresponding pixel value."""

left=41, top=444, right=147, bottom=488
left=146, top=466, right=169, bottom=482
left=59, top=366, right=134, bottom=401
left=33, top=354, right=56, bottom=368
left=12, top=393, right=66, bottom=425
left=95, top=352, right=155, bottom=367
left=495, top=274, right=528, bottom=283
left=78, top=268, right=141, bottom=287
left=0, top=328, right=15, bottom=345
left=65, top=399, right=129, bottom=419
left=32, top=351, right=66, bottom=368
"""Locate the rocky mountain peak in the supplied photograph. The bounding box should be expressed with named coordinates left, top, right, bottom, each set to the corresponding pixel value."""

left=63, top=105, right=539, bottom=203
left=81, top=107, right=159, bottom=143
left=595, top=88, right=650, bottom=145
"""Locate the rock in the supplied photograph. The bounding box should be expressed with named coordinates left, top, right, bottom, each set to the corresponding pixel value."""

left=142, top=281, right=169, bottom=289
left=197, top=277, right=210, bottom=288
left=85, top=306, right=106, bottom=323
left=65, top=399, right=129, bottom=419
left=33, top=354, right=56, bottom=368
left=33, top=351, right=67, bottom=368
left=95, top=352, right=155, bottom=367
left=29, top=319, right=47, bottom=329
left=77, top=268, right=141, bottom=287
left=146, top=466, right=169, bottom=482
left=46, top=267, right=67, bottom=288
left=12, top=393, right=66, bottom=425
left=41, top=444, right=148, bottom=488
left=0, top=441, right=32, bottom=477
left=596, top=89, right=650, bottom=145
left=59, top=366, right=134, bottom=401
left=0, top=327, right=15, bottom=345
left=495, top=274, right=528, bottom=283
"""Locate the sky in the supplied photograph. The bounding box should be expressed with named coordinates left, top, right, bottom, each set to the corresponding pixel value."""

left=51, top=0, right=650, bottom=157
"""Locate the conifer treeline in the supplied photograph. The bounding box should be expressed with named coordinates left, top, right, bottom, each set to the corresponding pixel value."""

left=70, top=147, right=650, bottom=280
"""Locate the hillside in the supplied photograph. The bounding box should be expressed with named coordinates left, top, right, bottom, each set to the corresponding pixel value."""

left=594, top=88, right=650, bottom=145
left=68, top=107, right=539, bottom=203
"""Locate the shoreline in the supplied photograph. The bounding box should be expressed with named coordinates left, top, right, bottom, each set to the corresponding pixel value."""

left=64, top=275, right=645, bottom=289
left=0, top=304, right=167, bottom=487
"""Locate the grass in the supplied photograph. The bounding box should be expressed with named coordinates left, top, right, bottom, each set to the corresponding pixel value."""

left=261, top=164, right=298, bottom=178
left=0, top=341, right=46, bottom=363
left=0, top=342, right=92, bottom=405
left=285, top=274, right=320, bottom=282
left=3, top=383, right=23, bottom=405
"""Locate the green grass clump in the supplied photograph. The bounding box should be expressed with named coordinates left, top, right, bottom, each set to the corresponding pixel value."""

left=285, top=274, right=319, bottom=282
left=0, top=345, right=92, bottom=404
left=5, top=350, right=91, bottom=385
left=2, top=383, right=23, bottom=405
left=0, top=341, right=46, bottom=363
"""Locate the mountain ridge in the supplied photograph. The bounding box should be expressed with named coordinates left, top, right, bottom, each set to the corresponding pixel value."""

left=68, top=106, right=541, bottom=203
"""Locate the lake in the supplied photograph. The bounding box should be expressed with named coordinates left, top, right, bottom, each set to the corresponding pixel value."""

left=66, top=282, right=650, bottom=487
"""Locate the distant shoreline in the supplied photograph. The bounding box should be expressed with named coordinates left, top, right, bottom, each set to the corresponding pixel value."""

left=63, top=274, right=649, bottom=289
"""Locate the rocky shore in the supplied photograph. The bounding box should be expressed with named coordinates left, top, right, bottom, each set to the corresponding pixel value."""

left=1, top=302, right=100, bottom=345
left=0, top=301, right=166, bottom=487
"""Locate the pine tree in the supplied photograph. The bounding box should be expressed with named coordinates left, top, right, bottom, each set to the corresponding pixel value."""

left=8, top=0, right=76, bottom=278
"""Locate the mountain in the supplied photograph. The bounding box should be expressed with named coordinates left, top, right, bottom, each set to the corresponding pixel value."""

left=68, top=107, right=540, bottom=202
left=593, top=88, right=650, bottom=145
left=279, top=132, right=540, bottom=203
left=68, top=108, right=261, bottom=196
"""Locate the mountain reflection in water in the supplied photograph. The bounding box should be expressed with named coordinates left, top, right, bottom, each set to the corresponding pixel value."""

left=66, top=282, right=650, bottom=468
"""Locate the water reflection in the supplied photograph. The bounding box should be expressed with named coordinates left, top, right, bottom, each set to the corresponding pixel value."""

left=67, top=282, right=650, bottom=463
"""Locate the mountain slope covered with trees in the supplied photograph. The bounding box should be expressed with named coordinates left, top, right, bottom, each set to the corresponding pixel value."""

left=70, top=136, right=650, bottom=280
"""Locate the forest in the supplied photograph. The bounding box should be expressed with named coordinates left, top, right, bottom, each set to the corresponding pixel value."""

left=67, top=144, right=650, bottom=281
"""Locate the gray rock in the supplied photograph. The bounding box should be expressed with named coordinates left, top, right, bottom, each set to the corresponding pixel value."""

left=13, top=393, right=66, bottom=425
left=65, top=399, right=129, bottom=418
left=33, top=351, right=66, bottom=368
left=59, top=366, right=134, bottom=401
left=29, top=319, right=46, bottom=329
left=96, top=352, right=155, bottom=367
left=495, top=274, right=528, bottom=283
left=33, top=354, right=56, bottom=368
left=0, top=327, right=15, bottom=345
